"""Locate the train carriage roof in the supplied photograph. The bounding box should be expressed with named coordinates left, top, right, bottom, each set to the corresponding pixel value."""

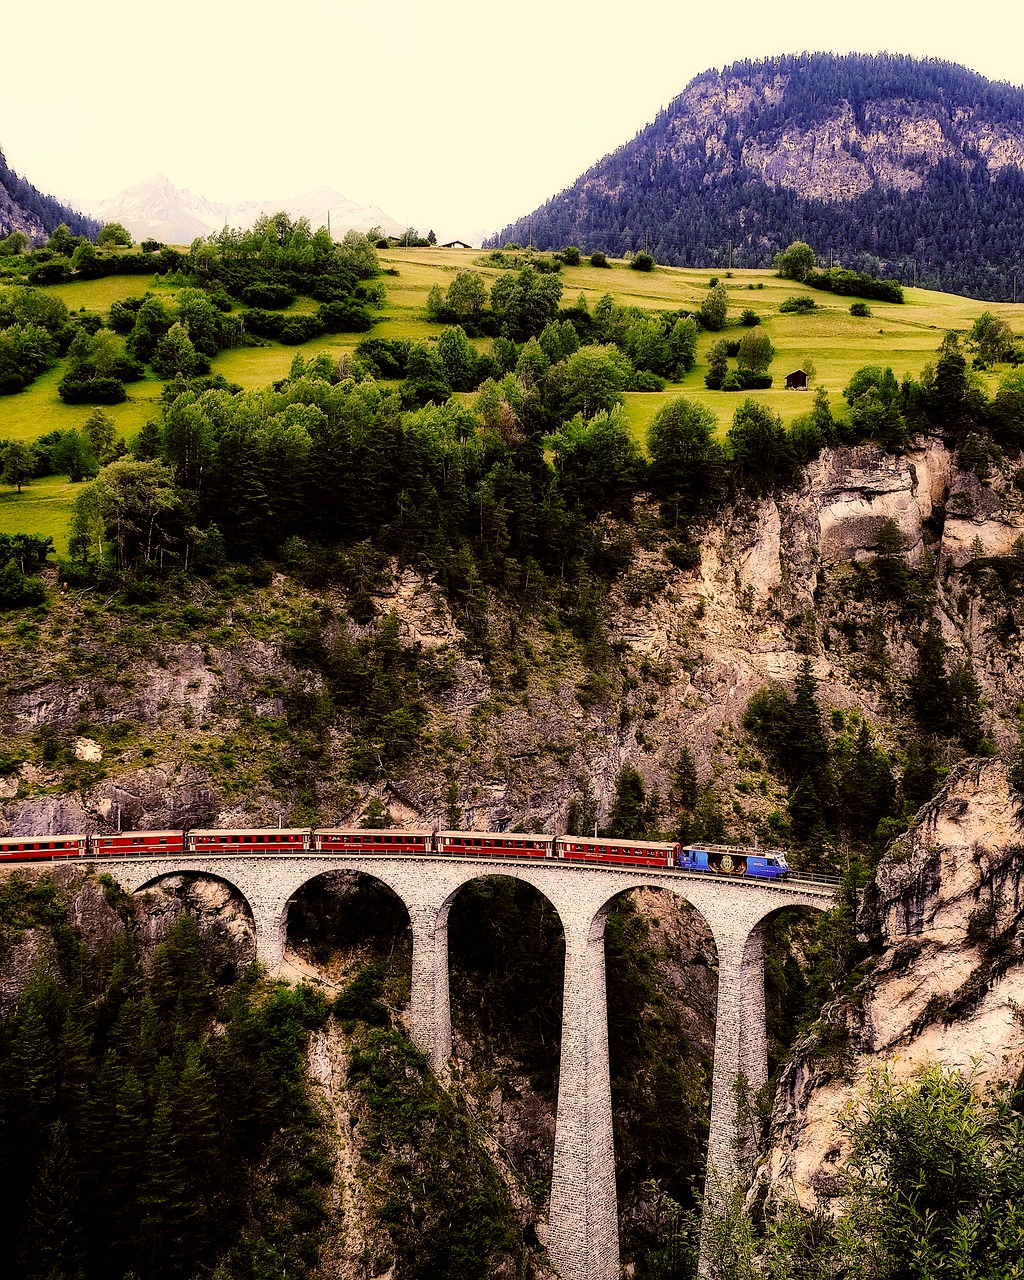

left=316, top=828, right=434, bottom=838
left=436, top=830, right=553, bottom=840
left=555, top=835, right=676, bottom=851
left=190, top=828, right=310, bottom=838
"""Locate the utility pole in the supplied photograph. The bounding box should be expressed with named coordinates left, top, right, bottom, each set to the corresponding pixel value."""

left=728, top=240, right=732, bottom=269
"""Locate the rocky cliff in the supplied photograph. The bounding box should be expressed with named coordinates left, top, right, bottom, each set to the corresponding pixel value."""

left=758, top=758, right=1024, bottom=1207
left=2, top=430, right=1020, bottom=840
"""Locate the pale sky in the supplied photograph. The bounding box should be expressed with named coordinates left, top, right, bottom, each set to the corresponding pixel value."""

left=3, top=0, right=1024, bottom=242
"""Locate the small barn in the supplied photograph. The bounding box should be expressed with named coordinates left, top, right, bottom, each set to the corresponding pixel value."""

left=785, top=369, right=809, bottom=390
left=442, top=239, right=472, bottom=249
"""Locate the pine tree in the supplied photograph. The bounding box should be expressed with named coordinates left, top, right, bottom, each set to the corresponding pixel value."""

left=16, top=1121, right=85, bottom=1280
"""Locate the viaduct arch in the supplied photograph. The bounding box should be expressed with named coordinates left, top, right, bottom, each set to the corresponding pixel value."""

left=112, top=853, right=833, bottom=1280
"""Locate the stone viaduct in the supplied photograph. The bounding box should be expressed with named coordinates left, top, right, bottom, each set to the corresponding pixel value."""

left=100, top=851, right=834, bottom=1280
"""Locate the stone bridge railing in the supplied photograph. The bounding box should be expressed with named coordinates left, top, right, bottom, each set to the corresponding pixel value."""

left=97, top=852, right=834, bottom=1280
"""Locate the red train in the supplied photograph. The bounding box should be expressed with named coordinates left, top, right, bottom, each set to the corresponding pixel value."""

left=0, top=827, right=790, bottom=878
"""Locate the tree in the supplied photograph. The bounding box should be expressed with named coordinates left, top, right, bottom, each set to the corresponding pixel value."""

left=360, top=798, right=394, bottom=828
left=737, top=330, right=774, bottom=376
left=969, top=311, right=1014, bottom=364
left=545, top=344, right=629, bottom=421
left=490, top=268, right=563, bottom=341
left=773, top=240, right=816, bottom=281
left=46, top=223, right=80, bottom=257
left=605, top=766, right=657, bottom=837
left=698, top=283, right=729, bottom=331
left=151, top=323, right=205, bottom=379
left=82, top=408, right=118, bottom=465
left=630, top=251, right=655, bottom=272
left=70, top=459, right=183, bottom=571
left=436, top=325, right=478, bottom=392
left=0, top=440, right=38, bottom=492
left=727, top=398, right=795, bottom=494
left=445, top=271, right=488, bottom=326
left=97, top=222, right=132, bottom=247
left=704, top=339, right=729, bottom=389
left=337, top=229, right=380, bottom=278
left=647, top=396, right=724, bottom=525
left=548, top=408, right=645, bottom=517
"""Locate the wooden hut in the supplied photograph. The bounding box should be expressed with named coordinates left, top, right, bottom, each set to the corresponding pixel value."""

left=785, top=369, right=809, bottom=390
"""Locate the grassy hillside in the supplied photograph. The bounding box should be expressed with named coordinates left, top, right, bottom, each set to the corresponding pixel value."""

left=1, top=247, right=1021, bottom=549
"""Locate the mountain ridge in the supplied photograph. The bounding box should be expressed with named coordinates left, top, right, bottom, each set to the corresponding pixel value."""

left=72, top=173, right=406, bottom=245
left=489, top=53, right=1024, bottom=300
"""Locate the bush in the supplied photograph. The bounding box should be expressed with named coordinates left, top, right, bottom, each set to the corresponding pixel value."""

left=0, top=561, right=45, bottom=608
left=630, top=251, right=655, bottom=272
left=779, top=295, right=817, bottom=314
left=589, top=251, right=609, bottom=268
left=57, top=374, right=127, bottom=404
left=850, top=301, right=872, bottom=317
left=561, top=245, right=581, bottom=266
left=740, top=309, right=761, bottom=326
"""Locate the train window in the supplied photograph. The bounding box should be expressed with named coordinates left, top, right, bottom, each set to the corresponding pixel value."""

left=373, top=836, right=382, bottom=843
left=160, top=837, right=167, bottom=844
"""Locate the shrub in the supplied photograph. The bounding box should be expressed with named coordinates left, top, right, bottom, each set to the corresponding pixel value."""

left=740, top=309, right=761, bottom=326
left=561, top=245, right=581, bottom=266
left=589, top=251, right=609, bottom=268
left=630, top=251, right=655, bottom=272
left=850, top=301, right=872, bottom=317
left=57, top=374, right=127, bottom=404
left=779, top=296, right=817, bottom=314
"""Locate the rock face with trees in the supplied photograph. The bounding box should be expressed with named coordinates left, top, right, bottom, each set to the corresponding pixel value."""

left=490, top=52, right=1024, bottom=300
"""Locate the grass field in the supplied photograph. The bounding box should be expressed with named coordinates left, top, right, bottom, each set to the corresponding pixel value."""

left=2, top=248, right=1022, bottom=542
left=0, top=475, right=80, bottom=552
left=0, top=367, right=166, bottom=443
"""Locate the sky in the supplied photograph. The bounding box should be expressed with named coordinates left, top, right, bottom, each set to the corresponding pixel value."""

left=2, top=0, right=1024, bottom=243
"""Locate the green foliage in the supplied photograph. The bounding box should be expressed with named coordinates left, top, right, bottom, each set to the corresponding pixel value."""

left=0, top=892, right=331, bottom=1280
left=604, top=765, right=660, bottom=837
left=630, top=251, right=655, bottom=272
left=698, top=282, right=729, bottom=331
left=727, top=398, right=795, bottom=496
left=778, top=294, right=817, bottom=313
left=773, top=240, right=816, bottom=281
left=346, top=1024, right=524, bottom=1279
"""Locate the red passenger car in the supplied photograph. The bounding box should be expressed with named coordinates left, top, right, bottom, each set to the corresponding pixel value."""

left=555, top=836, right=676, bottom=868
left=435, top=831, right=555, bottom=858
left=0, top=833, right=89, bottom=860
left=92, top=831, right=186, bottom=856
left=187, top=829, right=312, bottom=854
left=314, top=828, right=434, bottom=853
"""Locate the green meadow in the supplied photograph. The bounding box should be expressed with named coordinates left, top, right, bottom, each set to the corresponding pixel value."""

left=2, top=245, right=1022, bottom=546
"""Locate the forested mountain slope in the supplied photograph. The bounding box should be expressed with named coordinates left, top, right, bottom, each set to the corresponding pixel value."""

left=0, top=146, right=98, bottom=243
left=490, top=53, right=1024, bottom=300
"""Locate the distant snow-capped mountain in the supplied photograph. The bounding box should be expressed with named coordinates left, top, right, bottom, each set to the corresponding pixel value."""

left=74, top=175, right=405, bottom=245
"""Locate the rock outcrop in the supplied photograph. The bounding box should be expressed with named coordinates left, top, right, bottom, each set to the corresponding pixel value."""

left=758, top=759, right=1024, bottom=1207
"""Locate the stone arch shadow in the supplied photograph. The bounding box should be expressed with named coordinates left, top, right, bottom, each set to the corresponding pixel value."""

left=281, top=867, right=414, bottom=993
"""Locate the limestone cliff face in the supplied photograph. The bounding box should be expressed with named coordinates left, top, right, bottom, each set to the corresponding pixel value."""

left=757, top=759, right=1024, bottom=1206
left=2, top=431, right=1022, bottom=836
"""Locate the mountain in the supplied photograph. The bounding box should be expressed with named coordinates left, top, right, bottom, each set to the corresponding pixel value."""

left=0, top=145, right=98, bottom=241
left=489, top=53, right=1024, bottom=300
left=74, top=174, right=405, bottom=245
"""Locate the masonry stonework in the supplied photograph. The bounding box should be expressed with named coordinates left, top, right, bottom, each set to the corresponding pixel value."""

left=103, top=854, right=831, bottom=1280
